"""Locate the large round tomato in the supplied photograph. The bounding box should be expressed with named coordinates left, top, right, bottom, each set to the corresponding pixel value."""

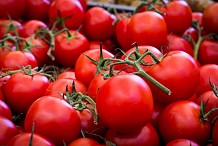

left=146, top=51, right=199, bottom=105
left=24, top=96, right=81, bottom=145
left=0, top=100, right=12, bottom=120
left=127, top=11, right=168, bottom=49
left=3, top=72, right=50, bottom=113
left=96, top=74, right=153, bottom=133
left=158, top=100, right=211, bottom=145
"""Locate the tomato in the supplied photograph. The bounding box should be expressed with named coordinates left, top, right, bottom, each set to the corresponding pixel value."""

left=212, top=119, right=218, bottom=146
left=127, top=11, right=168, bottom=49
left=166, top=139, right=200, bottom=146
left=115, top=17, right=131, bottom=52
left=192, top=12, right=203, bottom=26
left=163, top=0, right=192, bottom=35
left=57, top=70, right=76, bottom=80
left=158, top=100, right=210, bottom=145
left=146, top=51, right=199, bottom=105
left=0, top=20, right=23, bottom=39
left=0, top=100, right=12, bottom=120
left=53, top=30, right=90, bottom=67
left=96, top=74, right=153, bottom=133
left=48, top=0, right=84, bottom=30
left=24, top=96, right=81, bottom=145
left=82, top=6, right=116, bottom=41
left=0, top=0, right=25, bottom=19
left=105, top=123, right=160, bottom=146
left=77, top=0, right=87, bottom=11
left=21, top=20, right=47, bottom=38
left=68, top=138, right=99, bottom=146
left=23, top=0, right=51, bottom=21
left=75, top=49, right=114, bottom=87
left=0, top=50, right=38, bottom=71
left=0, top=90, right=5, bottom=101
left=166, top=34, right=194, bottom=57
left=3, top=72, right=50, bottom=113
left=196, top=64, right=218, bottom=96
left=202, top=3, right=218, bottom=34
left=198, top=39, right=218, bottom=65
left=183, top=27, right=198, bottom=46
left=6, top=133, right=55, bottom=146
left=0, top=116, right=20, bottom=145
left=89, top=41, right=107, bottom=51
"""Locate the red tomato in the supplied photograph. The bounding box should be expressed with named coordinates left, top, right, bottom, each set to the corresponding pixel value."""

left=48, top=0, right=84, bottom=30
left=77, top=0, right=87, bottom=11
left=105, top=123, right=160, bottom=146
left=57, top=71, right=76, bottom=80
left=82, top=6, right=116, bottom=41
left=96, top=74, right=153, bottom=133
left=163, top=0, right=192, bottom=35
left=0, top=116, right=20, bottom=145
left=202, top=3, right=218, bottom=34
left=166, top=139, right=200, bottom=146
left=24, top=96, right=81, bottom=145
left=0, top=0, right=25, bottom=19
left=6, top=133, right=55, bottom=146
left=0, top=50, right=38, bottom=71
left=158, top=100, right=211, bottom=145
left=0, top=90, right=5, bottom=101
left=198, top=39, right=218, bottom=65
left=196, top=64, right=218, bottom=96
left=166, top=34, right=194, bottom=56
left=23, top=0, right=51, bottom=21
left=21, top=20, right=47, bottom=38
left=192, top=12, right=203, bottom=26
left=212, top=119, right=218, bottom=146
left=127, top=11, right=168, bottom=49
left=183, top=27, right=198, bottom=46
left=68, top=138, right=99, bottom=146
left=146, top=51, right=200, bottom=105
left=3, top=72, right=50, bottom=113
left=89, top=41, right=107, bottom=51
left=75, top=49, right=114, bottom=87
left=0, top=100, right=12, bottom=120
left=0, top=20, right=23, bottom=39
left=53, top=30, right=90, bottom=67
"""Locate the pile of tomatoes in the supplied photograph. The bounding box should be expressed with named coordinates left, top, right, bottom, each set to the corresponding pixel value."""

left=0, top=0, right=218, bottom=146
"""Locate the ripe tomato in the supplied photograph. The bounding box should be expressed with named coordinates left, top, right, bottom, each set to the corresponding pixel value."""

left=96, top=74, right=153, bottom=133
left=3, top=72, right=50, bottom=113
left=198, top=39, right=218, bottom=65
left=0, top=20, right=23, bottom=39
left=75, top=49, right=114, bottom=87
left=57, top=70, right=76, bottom=80
left=82, top=6, right=116, bottom=41
left=192, top=12, right=203, bottom=26
left=202, top=3, right=218, bottom=34
left=89, top=41, right=107, bottom=51
left=48, top=0, right=84, bottom=30
left=0, top=100, right=12, bottom=120
left=146, top=51, right=199, bottom=105
left=105, top=123, right=160, bottom=146
left=6, top=133, right=55, bottom=146
left=163, top=0, right=192, bottom=35
left=166, top=139, right=200, bottom=146
left=212, top=119, right=218, bottom=146
left=68, top=138, right=99, bottom=146
left=158, top=100, right=211, bottom=145
left=24, top=96, right=81, bottom=145
left=53, top=30, right=89, bottom=67
left=0, top=116, right=20, bottom=145
left=127, top=11, right=168, bottom=49
left=0, top=0, right=25, bottom=19
left=196, top=64, right=218, bottom=96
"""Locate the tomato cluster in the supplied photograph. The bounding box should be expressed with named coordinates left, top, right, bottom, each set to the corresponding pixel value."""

left=0, top=0, right=218, bottom=146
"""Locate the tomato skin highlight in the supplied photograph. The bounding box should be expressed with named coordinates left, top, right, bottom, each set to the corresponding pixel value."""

left=96, top=74, right=153, bottom=133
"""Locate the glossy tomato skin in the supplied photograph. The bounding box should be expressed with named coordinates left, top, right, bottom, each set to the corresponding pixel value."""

left=75, top=49, right=114, bottom=87
left=158, top=101, right=211, bottom=145
left=166, top=139, right=200, bottom=146
left=202, top=3, right=218, bottom=34
left=6, top=133, right=55, bottom=146
left=0, top=100, right=12, bottom=120
left=105, top=123, right=160, bottom=146
left=0, top=51, right=38, bottom=71
left=3, top=72, right=50, bottom=114
left=24, top=96, right=81, bottom=145
left=23, top=0, right=51, bottom=21
left=163, top=0, right=192, bottom=35
left=146, top=51, right=200, bottom=105
left=83, top=6, right=116, bottom=41
left=198, top=39, right=218, bottom=65
left=68, top=138, right=99, bottom=146
left=48, top=0, right=84, bottom=30
left=53, top=30, right=90, bottom=67
left=127, top=11, right=168, bottom=49
left=0, top=116, right=20, bottom=145
left=96, top=74, right=153, bottom=133
left=196, top=64, right=218, bottom=96
left=212, top=120, right=218, bottom=146
left=0, top=0, right=25, bottom=19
